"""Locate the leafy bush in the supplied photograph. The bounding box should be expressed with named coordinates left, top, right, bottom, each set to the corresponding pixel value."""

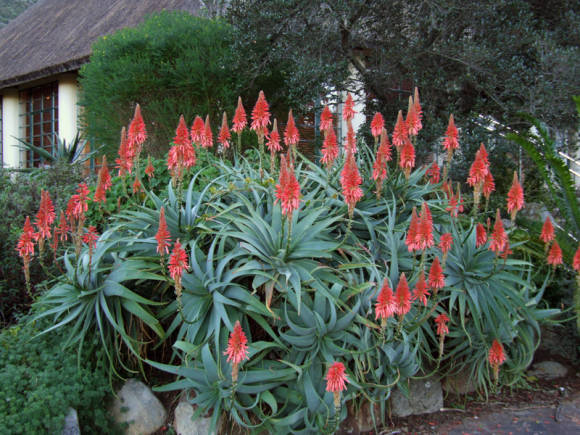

left=26, top=92, right=559, bottom=433
left=0, top=316, right=119, bottom=434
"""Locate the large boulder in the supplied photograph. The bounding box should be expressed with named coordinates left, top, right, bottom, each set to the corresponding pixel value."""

left=173, top=395, right=218, bottom=435
left=390, top=378, right=443, bottom=417
left=442, top=369, right=478, bottom=395
left=110, top=379, right=167, bottom=435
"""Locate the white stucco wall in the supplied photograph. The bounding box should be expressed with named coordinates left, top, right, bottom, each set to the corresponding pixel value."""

left=58, top=74, right=79, bottom=146
left=1, top=88, right=22, bottom=168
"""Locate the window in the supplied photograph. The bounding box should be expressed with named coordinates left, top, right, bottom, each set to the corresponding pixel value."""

left=19, top=82, right=58, bottom=167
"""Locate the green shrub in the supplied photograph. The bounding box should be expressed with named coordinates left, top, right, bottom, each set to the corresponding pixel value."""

left=0, top=316, right=119, bottom=434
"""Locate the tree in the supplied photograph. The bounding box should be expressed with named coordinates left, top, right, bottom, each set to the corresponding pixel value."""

left=79, top=11, right=291, bottom=156
left=0, top=0, right=37, bottom=28
left=228, top=0, right=580, bottom=142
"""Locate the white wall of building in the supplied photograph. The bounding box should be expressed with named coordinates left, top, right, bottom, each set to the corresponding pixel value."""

left=57, top=73, right=79, bottom=146
left=1, top=88, right=22, bottom=168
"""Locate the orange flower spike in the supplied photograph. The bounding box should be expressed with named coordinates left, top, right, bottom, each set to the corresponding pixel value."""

left=132, top=177, right=142, bottom=194
left=174, top=115, right=191, bottom=147
left=434, top=313, right=450, bottom=337
left=145, top=155, right=155, bottom=178
left=405, top=207, right=420, bottom=252
left=428, top=257, right=445, bottom=293
left=507, top=171, right=524, bottom=221
left=16, top=216, right=36, bottom=260
left=267, top=119, right=282, bottom=153
left=284, top=109, right=300, bottom=147
left=232, top=96, right=247, bottom=133
left=224, top=320, right=250, bottom=384
left=483, top=172, right=495, bottom=199
left=155, top=207, right=171, bottom=256
left=202, top=115, right=213, bottom=148
left=488, top=339, right=506, bottom=383
left=375, top=278, right=396, bottom=322
left=489, top=209, right=508, bottom=255
left=392, top=110, right=408, bottom=149
left=399, top=140, right=415, bottom=179
left=190, top=115, right=205, bottom=145
left=340, top=152, right=363, bottom=218
left=275, top=155, right=301, bottom=218
left=416, top=202, right=434, bottom=251
left=35, top=190, right=55, bottom=242
left=82, top=225, right=99, bottom=250
left=440, top=233, right=453, bottom=254
left=573, top=244, right=580, bottom=272
left=250, top=90, right=271, bottom=133
left=547, top=241, right=563, bottom=268
left=412, top=270, right=430, bottom=307
left=370, top=112, right=385, bottom=140
left=342, top=93, right=356, bottom=121
left=127, top=103, right=147, bottom=151
left=395, top=273, right=412, bottom=317
left=321, top=127, right=339, bottom=169
left=326, top=361, right=348, bottom=409
left=55, top=210, right=68, bottom=243
left=476, top=223, right=487, bottom=248
left=413, top=87, right=423, bottom=132
left=442, top=114, right=459, bottom=152
left=320, top=105, right=334, bottom=133
left=345, top=120, right=357, bottom=154
left=406, top=96, right=420, bottom=137
left=100, top=155, right=112, bottom=190
left=218, top=112, right=231, bottom=149
left=94, top=174, right=107, bottom=203
left=539, top=217, right=555, bottom=245
left=115, top=127, right=131, bottom=176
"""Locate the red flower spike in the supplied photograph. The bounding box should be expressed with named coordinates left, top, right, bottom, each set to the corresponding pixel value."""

left=415, top=202, right=434, bottom=251
left=413, top=270, right=430, bottom=307
left=218, top=112, right=231, bottom=149
left=115, top=127, right=132, bottom=176
left=320, top=105, right=334, bottom=132
left=375, top=278, right=396, bottom=320
left=82, top=226, right=99, bottom=250
left=224, top=320, right=250, bottom=365
left=35, top=190, right=55, bottom=241
left=573, top=244, right=580, bottom=272
left=476, top=223, right=487, bottom=248
left=155, top=207, right=171, bottom=255
left=132, top=177, right=142, bottom=194
left=488, top=339, right=506, bottom=367
left=483, top=171, right=495, bottom=199
left=168, top=239, right=189, bottom=297
left=392, top=110, right=408, bottom=149
left=426, top=161, right=440, bottom=184
left=94, top=177, right=106, bottom=203
left=370, top=112, right=385, bottom=139
left=547, top=241, right=563, bottom=267
left=127, top=104, right=147, bottom=150
left=232, top=97, right=247, bottom=134
left=345, top=120, right=357, bottom=154
left=399, top=140, right=415, bottom=177
left=275, top=155, right=301, bottom=218
left=251, top=90, right=270, bottom=132
left=428, top=257, right=445, bottom=291
left=413, top=87, right=423, bottom=131
left=442, top=114, right=459, bottom=151
left=55, top=211, right=68, bottom=243
left=340, top=152, right=363, bottom=218
left=267, top=119, right=282, bottom=153
left=434, top=313, right=450, bottom=337
left=395, top=273, right=412, bottom=316
left=507, top=171, right=524, bottom=221
left=489, top=209, right=508, bottom=255
left=406, top=207, right=420, bottom=252
left=540, top=217, right=555, bottom=244
left=190, top=116, right=205, bottom=145
left=16, top=216, right=36, bottom=259
left=325, top=362, right=348, bottom=393
left=145, top=155, right=155, bottom=178
left=174, top=115, right=192, bottom=147
left=100, top=155, right=112, bottom=190
left=284, top=109, right=300, bottom=147
left=406, top=96, right=420, bottom=136
left=440, top=233, right=453, bottom=254
left=201, top=115, right=213, bottom=148
left=467, top=151, right=488, bottom=188
left=321, top=127, right=339, bottom=168
left=342, top=93, right=356, bottom=121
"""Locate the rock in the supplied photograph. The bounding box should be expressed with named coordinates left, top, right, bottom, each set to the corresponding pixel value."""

left=519, top=202, right=550, bottom=222
left=528, top=361, right=568, bottom=380
left=390, top=378, right=443, bottom=417
left=110, top=379, right=167, bottom=435
left=61, top=408, right=80, bottom=435
left=442, top=369, right=478, bottom=394
left=173, top=395, right=220, bottom=435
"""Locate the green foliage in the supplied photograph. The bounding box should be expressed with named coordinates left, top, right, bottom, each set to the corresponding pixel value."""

left=0, top=316, right=118, bottom=434
left=0, top=0, right=37, bottom=28
left=16, top=133, right=100, bottom=166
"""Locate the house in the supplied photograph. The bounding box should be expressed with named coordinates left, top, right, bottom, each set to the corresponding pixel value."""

left=0, top=0, right=201, bottom=168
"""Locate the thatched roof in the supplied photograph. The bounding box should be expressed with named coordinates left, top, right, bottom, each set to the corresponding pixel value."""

left=0, top=0, right=201, bottom=89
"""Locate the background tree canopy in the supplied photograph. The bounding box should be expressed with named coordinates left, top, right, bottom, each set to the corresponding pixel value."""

left=228, top=0, right=580, bottom=139
left=0, top=0, right=36, bottom=28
